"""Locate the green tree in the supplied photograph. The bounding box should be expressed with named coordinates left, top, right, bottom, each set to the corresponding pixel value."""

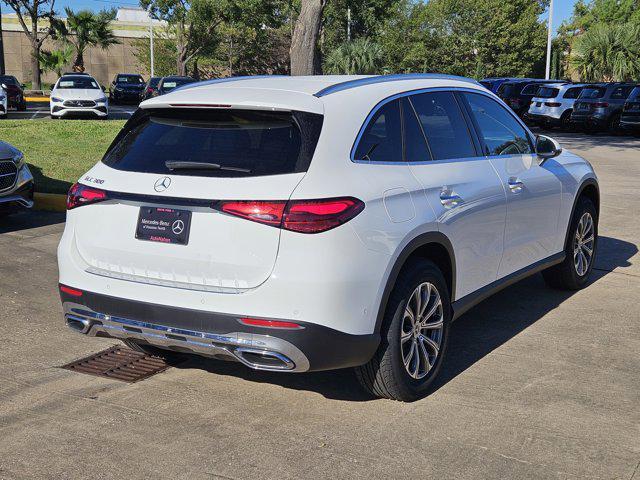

left=324, top=37, right=383, bottom=74
left=141, top=0, right=285, bottom=77
left=2, top=0, right=57, bottom=89
left=38, top=45, right=74, bottom=78
left=52, top=8, right=119, bottom=72
left=569, top=23, right=640, bottom=81
left=133, top=30, right=177, bottom=77
left=380, top=0, right=548, bottom=78
left=559, top=0, right=640, bottom=36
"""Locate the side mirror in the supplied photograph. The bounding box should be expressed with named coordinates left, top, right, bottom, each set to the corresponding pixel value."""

left=1, top=83, right=6, bottom=89
left=21, top=84, right=26, bottom=89
left=535, top=135, right=562, bottom=161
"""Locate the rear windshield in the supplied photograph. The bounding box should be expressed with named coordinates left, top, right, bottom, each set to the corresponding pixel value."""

left=579, top=87, right=605, bottom=99
left=497, top=83, right=521, bottom=97
left=117, top=75, right=143, bottom=84
left=536, top=87, right=559, bottom=99
left=103, top=109, right=323, bottom=178
left=162, top=78, right=194, bottom=91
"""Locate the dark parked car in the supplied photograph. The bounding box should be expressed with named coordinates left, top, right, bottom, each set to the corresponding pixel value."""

left=479, top=77, right=520, bottom=94
left=497, top=79, right=565, bottom=117
left=0, top=141, right=34, bottom=214
left=0, top=75, right=27, bottom=111
left=570, top=83, right=638, bottom=132
left=156, top=76, right=196, bottom=96
left=140, top=76, right=161, bottom=101
left=109, top=73, right=145, bottom=104
left=620, top=86, right=640, bottom=135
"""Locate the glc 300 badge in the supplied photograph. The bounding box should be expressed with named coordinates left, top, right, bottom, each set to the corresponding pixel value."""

left=154, top=176, right=171, bottom=192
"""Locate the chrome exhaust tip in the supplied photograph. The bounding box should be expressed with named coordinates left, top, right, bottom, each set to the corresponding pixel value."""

left=65, top=314, right=93, bottom=334
left=234, top=347, right=295, bottom=371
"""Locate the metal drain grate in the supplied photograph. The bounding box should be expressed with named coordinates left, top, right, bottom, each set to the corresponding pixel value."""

left=61, top=346, right=170, bottom=382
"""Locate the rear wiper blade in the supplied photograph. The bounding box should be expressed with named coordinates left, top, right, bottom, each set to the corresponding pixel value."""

left=165, top=160, right=251, bottom=173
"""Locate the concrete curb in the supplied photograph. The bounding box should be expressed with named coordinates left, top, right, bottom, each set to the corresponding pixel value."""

left=25, top=96, right=50, bottom=102
left=34, top=192, right=66, bottom=212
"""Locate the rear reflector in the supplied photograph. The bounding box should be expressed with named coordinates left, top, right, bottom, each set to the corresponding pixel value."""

left=67, top=183, right=108, bottom=210
left=60, top=284, right=83, bottom=297
left=216, top=197, right=364, bottom=233
left=239, top=318, right=304, bottom=330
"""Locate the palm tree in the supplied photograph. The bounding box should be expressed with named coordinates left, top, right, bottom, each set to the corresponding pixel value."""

left=52, top=8, right=119, bottom=72
left=324, top=37, right=383, bottom=75
left=570, top=23, right=640, bottom=82
left=39, top=46, right=74, bottom=78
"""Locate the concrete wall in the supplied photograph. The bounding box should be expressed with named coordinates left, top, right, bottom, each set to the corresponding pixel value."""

left=1, top=30, right=150, bottom=88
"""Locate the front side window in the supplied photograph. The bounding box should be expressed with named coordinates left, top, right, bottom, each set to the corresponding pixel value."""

left=463, top=92, right=532, bottom=156
left=353, top=99, right=403, bottom=162
left=409, top=92, right=476, bottom=160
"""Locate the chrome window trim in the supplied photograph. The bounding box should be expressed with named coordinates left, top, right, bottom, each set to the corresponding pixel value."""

left=350, top=86, right=536, bottom=164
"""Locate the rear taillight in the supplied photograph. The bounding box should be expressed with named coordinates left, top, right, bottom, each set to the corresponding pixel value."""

left=216, top=197, right=364, bottom=234
left=146, top=87, right=153, bottom=93
left=594, top=102, right=609, bottom=108
left=59, top=284, right=83, bottom=297
left=545, top=102, right=561, bottom=107
left=67, top=182, right=108, bottom=210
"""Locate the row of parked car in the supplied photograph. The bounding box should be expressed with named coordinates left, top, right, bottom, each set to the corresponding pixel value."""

left=481, top=77, right=640, bottom=135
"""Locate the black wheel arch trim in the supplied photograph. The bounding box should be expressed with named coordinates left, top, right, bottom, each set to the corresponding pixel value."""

left=374, top=231, right=456, bottom=333
left=563, top=178, right=599, bottom=251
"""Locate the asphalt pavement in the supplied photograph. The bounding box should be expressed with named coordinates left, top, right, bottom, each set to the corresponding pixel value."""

left=0, top=132, right=638, bottom=479
left=3, top=102, right=137, bottom=120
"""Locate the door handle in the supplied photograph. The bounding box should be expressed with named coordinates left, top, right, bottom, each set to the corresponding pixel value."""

left=508, top=177, right=524, bottom=193
left=440, top=191, right=464, bottom=208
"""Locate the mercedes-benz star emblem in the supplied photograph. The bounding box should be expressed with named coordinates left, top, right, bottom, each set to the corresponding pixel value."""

left=172, top=220, right=185, bottom=235
left=154, top=176, right=171, bottom=192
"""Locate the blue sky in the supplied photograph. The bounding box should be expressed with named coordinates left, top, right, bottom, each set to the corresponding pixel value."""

left=3, top=0, right=577, bottom=35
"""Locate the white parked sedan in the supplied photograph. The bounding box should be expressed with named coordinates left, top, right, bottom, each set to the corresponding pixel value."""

left=50, top=74, right=108, bottom=119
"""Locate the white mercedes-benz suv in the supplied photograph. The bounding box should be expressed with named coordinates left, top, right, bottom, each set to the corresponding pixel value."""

left=58, top=74, right=599, bottom=401
left=50, top=73, right=109, bottom=119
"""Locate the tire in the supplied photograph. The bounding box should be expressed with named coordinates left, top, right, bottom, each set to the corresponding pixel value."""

left=560, top=110, right=572, bottom=130
left=355, top=259, right=451, bottom=401
left=608, top=113, right=622, bottom=134
left=542, top=196, right=598, bottom=290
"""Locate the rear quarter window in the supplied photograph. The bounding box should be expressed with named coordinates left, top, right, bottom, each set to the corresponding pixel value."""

left=103, top=108, right=323, bottom=177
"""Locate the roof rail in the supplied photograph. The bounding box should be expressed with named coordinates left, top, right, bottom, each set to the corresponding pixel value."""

left=314, top=74, right=479, bottom=97
left=172, top=75, right=283, bottom=93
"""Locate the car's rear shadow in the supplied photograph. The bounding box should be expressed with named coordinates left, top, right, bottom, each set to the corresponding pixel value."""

left=160, top=235, right=639, bottom=401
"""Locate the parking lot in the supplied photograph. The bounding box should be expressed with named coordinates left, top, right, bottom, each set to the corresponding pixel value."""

left=0, top=131, right=638, bottom=479
left=3, top=102, right=137, bottom=120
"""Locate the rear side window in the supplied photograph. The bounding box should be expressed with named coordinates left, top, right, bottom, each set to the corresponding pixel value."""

left=563, top=87, right=582, bottom=99
left=354, top=100, right=403, bottom=162
left=536, top=87, right=560, bottom=99
left=579, top=87, right=605, bottom=99
left=401, top=98, right=430, bottom=162
left=409, top=92, right=476, bottom=160
left=103, top=108, right=323, bottom=177
left=521, top=84, right=541, bottom=95
left=463, top=93, right=532, bottom=156
left=610, top=86, right=634, bottom=99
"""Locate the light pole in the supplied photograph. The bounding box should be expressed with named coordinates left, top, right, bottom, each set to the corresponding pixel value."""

left=545, top=0, right=554, bottom=80
left=148, top=8, right=155, bottom=77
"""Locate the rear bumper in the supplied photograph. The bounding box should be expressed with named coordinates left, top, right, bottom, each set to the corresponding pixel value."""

left=60, top=287, right=380, bottom=372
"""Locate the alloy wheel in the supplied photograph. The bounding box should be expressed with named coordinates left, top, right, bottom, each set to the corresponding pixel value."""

left=574, top=212, right=595, bottom=276
left=400, top=282, right=444, bottom=380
